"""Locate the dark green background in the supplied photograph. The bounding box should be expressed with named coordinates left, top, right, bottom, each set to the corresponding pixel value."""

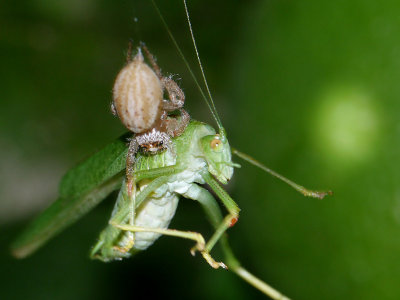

left=1, top=0, right=399, bottom=299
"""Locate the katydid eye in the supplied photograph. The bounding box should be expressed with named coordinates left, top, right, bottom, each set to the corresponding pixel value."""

left=210, top=138, right=221, bottom=149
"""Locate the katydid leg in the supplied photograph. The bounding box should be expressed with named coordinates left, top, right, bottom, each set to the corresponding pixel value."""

left=107, top=174, right=171, bottom=254
left=184, top=183, right=291, bottom=300
left=111, top=222, right=226, bottom=269
left=134, top=165, right=182, bottom=181
left=112, top=180, right=136, bottom=253
left=123, top=163, right=182, bottom=251
left=126, top=144, right=180, bottom=193
left=110, top=175, right=172, bottom=228
left=182, top=184, right=238, bottom=266
left=201, top=171, right=240, bottom=253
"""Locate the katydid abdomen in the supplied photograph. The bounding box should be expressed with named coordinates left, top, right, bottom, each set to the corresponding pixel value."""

left=133, top=194, right=179, bottom=250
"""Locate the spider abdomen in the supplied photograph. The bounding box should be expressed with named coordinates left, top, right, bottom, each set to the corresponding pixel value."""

left=113, top=51, right=163, bottom=133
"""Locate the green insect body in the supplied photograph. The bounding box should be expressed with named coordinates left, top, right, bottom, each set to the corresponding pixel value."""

left=91, top=120, right=235, bottom=264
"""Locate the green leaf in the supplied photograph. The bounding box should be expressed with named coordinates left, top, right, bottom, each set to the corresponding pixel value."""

left=11, top=134, right=129, bottom=258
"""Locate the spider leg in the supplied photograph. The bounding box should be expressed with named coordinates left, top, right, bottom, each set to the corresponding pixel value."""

left=141, top=43, right=185, bottom=111
left=161, top=77, right=185, bottom=111
left=126, top=137, right=139, bottom=197
left=126, top=39, right=134, bottom=63
left=141, top=42, right=162, bottom=78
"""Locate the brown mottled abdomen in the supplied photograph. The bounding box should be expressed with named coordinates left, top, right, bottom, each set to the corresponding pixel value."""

left=112, top=52, right=163, bottom=133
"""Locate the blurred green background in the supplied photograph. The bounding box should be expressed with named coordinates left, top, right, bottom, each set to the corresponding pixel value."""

left=1, top=0, right=399, bottom=299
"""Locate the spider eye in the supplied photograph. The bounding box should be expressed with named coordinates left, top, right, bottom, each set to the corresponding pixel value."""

left=210, top=137, right=222, bottom=150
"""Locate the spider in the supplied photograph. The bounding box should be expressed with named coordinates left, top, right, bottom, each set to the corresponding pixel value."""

left=111, top=43, right=190, bottom=192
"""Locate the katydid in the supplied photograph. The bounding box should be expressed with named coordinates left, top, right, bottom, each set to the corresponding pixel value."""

left=11, top=1, right=332, bottom=299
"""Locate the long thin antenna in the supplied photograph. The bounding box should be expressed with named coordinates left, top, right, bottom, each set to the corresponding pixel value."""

left=182, top=0, right=222, bottom=129
left=232, top=148, right=333, bottom=199
left=150, top=0, right=223, bottom=130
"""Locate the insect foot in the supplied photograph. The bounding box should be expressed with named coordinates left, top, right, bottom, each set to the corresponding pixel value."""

left=112, top=242, right=134, bottom=254
left=201, top=252, right=227, bottom=270
left=109, top=222, right=136, bottom=252
left=190, top=240, right=227, bottom=269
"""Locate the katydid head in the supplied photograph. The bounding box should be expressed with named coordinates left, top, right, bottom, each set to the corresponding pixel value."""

left=200, top=129, right=234, bottom=184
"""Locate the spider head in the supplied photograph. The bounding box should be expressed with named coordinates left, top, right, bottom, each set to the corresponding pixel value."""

left=141, top=141, right=165, bottom=154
